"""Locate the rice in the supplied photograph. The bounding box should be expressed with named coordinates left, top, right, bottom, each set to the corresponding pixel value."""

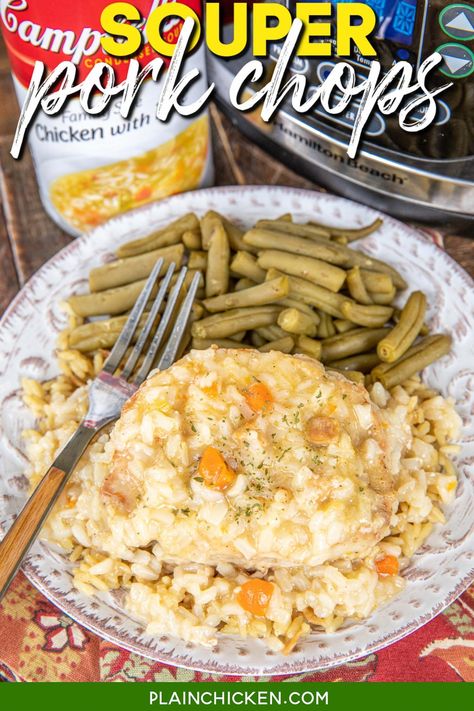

left=21, top=347, right=461, bottom=653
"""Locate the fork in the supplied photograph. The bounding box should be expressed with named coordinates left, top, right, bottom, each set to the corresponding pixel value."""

left=0, top=258, right=201, bottom=600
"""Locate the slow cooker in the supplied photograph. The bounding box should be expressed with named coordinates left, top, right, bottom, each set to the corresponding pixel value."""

left=207, top=1, right=474, bottom=229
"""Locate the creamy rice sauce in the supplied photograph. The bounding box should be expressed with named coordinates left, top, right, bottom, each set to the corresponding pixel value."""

left=22, top=347, right=461, bottom=651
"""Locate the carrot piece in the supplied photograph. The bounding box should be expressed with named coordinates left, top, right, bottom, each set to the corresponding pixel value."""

left=243, top=382, right=273, bottom=412
left=375, top=555, right=399, bottom=576
left=198, top=446, right=236, bottom=491
left=135, top=186, right=152, bottom=202
left=203, top=382, right=218, bottom=398
left=237, top=579, right=274, bottom=616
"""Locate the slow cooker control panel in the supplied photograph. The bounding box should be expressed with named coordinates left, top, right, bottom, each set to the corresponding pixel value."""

left=279, top=0, right=474, bottom=160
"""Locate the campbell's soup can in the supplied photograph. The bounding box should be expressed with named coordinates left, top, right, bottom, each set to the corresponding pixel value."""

left=0, top=0, right=213, bottom=235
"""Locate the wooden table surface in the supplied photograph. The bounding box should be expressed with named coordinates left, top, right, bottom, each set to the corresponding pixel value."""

left=0, top=38, right=473, bottom=316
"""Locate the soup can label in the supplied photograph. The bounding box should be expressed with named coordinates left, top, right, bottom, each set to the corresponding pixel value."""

left=0, top=0, right=213, bottom=234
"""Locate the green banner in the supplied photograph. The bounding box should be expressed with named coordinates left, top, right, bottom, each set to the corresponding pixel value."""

left=0, top=681, right=472, bottom=709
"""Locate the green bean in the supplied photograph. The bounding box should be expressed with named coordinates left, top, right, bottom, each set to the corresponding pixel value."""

left=369, top=359, right=393, bottom=380
left=346, top=266, right=373, bottom=305
left=377, top=291, right=426, bottom=363
left=89, top=243, right=184, bottom=292
left=328, top=217, right=384, bottom=242
left=176, top=331, right=192, bottom=361
left=277, top=213, right=293, bottom=222
left=343, top=370, right=365, bottom=384
left=279, top=298, right=320, bottom=323
left=202, top=276, right=289, bottom=313
left=371, top=335, right=443, bottom=381
left=231, top=331, right=247, bottom=342
left=67, top=312, right=151, bottom=352
left=295, top=335, right=322, bottom=360
left=317, top=312, right=336, bottom=338
left=244, top=228, right=407, bottom=288
left=245, top=228, right=348, bottom=265
left=341, top=300, right=393, bottom=328
left=377, top=335, right=452, bottom=389
left=206, top=221, right=230, bottom=298
left=328, top=368, right=365, bottom=384
left=256, top=219, right=331, bottom=239
left=328, top=352, right=380, bottom=373
left=360, top=269, right=393, bottom=294
left=66, top=300, right=203, bottom=353
left=188, top=251, right=207, bottom=271
left=257, top=249, right=346, bottom=292
left=200, top=211, right=222, bottom=251
left=170, top=270, right=204, bottom=290
left=117, top=213, right=198, bottom=258
left=182, top=229, right=202, bottom=251
left=69, top=331, right=123, bottom=354
left=334, top=319, right=357, bottom=334
left=356, top=260, right=405, bottom=291
left=392, top=307, right=430, bottom=336
left=191, top=338, right=251, bottom=350
left=327, top=318, right=337, bottom=337
left=259, top=336, right=294, bottom=353
left=68, top=270, right=203, bottom=318
left=68, top=280, right=149, bottom=317
left=369, top=287, right=397, bottom=305
left=222, top=218, right=248, bottom=252
left=256, top=325, right=287, bottom=341
left=251, top=331, right=266, bottom=347
left=201, top=211, right=248, bottom=252
left=234, top=278, right=255, bottom=292
left=321, top=327, right=390, bottom=363
left=230, top=251, right=266, bottom=282
left=278, top=308, right=318, bottom=337
left=192, top=303, right=204, bottom=321
left=265, top=268, right=348, bottom=318
left=333, top=235, right=348, bottom=245
left=192, top=306, right=281, bottom=339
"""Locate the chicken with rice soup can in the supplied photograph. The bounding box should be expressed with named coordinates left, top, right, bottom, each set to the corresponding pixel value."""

left=0, top=0, right=213, bottom=235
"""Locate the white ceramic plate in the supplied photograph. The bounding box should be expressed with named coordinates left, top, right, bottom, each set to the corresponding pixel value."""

left=0, top=186, right=473, bottom=675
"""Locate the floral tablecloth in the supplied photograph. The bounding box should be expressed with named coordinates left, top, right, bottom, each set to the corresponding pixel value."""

left=0, top=573, right=473, bottom=682
left=1, top=229, right=473, bottom=683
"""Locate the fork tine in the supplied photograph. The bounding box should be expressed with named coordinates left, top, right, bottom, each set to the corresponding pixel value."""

left=120, top=263, right=176, bottom=380
left=156, top=272, right=202, bottom=372
left=133, top=266, right=189, bottom=386
left=102, top=258, right=164, bottom=375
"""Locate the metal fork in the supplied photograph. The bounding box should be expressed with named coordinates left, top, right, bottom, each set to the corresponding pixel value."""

left=0, top=259, right=201, bottom=600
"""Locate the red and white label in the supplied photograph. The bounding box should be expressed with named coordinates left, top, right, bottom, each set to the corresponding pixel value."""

left=0, top=0, right=212, bottom=235
left=0, top=0, right=201, bottom=85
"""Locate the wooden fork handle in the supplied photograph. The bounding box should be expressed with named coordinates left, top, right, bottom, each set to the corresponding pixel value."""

left=0, top=424, right=97, bottom=601
left=0, top=466, right=69, bottom=597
